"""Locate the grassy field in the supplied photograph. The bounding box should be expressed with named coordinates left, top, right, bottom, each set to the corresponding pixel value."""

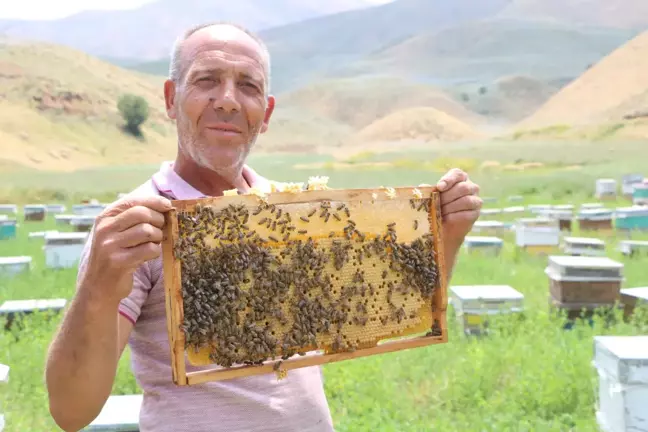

left=0, top=141, right=647, bottom=431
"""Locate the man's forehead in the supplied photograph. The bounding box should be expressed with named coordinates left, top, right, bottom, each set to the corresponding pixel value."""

left=182, top=25, right=266, bottom=68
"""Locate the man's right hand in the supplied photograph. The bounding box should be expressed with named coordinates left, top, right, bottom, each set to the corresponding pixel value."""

left=79, top=195, right=173, bottom=303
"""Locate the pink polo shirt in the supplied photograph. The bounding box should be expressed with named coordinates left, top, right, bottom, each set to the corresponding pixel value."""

left=77, top=162, right=335, bottom=432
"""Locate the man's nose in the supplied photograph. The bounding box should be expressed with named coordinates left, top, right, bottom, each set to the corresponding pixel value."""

left=210, top=79, right=241, bottom=113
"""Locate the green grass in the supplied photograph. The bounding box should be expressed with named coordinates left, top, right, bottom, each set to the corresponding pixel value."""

left=1, top=140, right=647, bottom=431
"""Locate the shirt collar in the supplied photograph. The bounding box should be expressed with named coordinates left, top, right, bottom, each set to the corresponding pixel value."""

left=151, top=161, right=272, bottom=200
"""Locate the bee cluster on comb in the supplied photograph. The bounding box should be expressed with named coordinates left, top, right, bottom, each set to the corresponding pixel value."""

left=162, top=184, right=447, bottom=385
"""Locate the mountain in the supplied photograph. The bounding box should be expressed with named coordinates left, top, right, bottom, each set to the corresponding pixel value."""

left=517, top=30, right=648, bottom=129
left=499, top=0, right=648, bottom=29
left=0, top=0, right=383, bottom=62
left=343, top=19, right=636, bottom=85
left=278, top=76, right=483, bottom=129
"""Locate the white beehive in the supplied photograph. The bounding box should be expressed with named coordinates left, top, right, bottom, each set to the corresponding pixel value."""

left=44, top=232, right=89, bottom=269
left=582, top=203, right=605, bottom=210
left=482, top=197, right=497, bottom=204
left=528, top=204, right=553, bottom=215
left=472, top=220, right=508, bottom=235
left=508, top=195, right=523, bottom=202
left=83, top=394, right=142, bottom=431
left=622, top=174, right=644, bottom=196
left=594, top=336, right=648, bottom=432
left=46, top=204, right=67, bottom=214
left=618, top=240, right=648, bottom=256
left=542, top=209, right=573, bottom=222
left=0, top=256, right=32, bottom=277
left=0, top=363, right=7, bottom=432
left=561, top=237, right=606, bottom=257
left=0, top=205, right=17, bottom=215
left=0, top=216, right=7, bottom=222
left=450, top=285, right=524, bottom=335
left=515, top=218, right=560, bottom=247
left=0, top=299, right=67, bottom=316
left=480, top=208, right=502, bottom=217
left=620, top=287, right=648, bottom=314
left=596, top=179, right=618, bottom=198
left=72, top=204, right=106, bottom=217
left=503, top=206, right=525, bottom=215
left=553, top=204, right=575, bottom=211
left=70, top=215, right=97, bottom=232
left=464, top=236, right=504, bottom=255
left=54, top=215, right=76, bottom=226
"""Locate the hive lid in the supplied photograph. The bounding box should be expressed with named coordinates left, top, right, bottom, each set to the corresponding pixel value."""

left=553, top=204, right=574, bottom=210
left=0, top=256, right=32, bottom=265
left=547, top=256, right=623, bottom=280
left=450, top=285, right=524, bottom=301
left=464, top=236, right=503, bottom=245
left=86, top=395, right=142, bottom=430
left=44, top=232, right=89, bottom=242
left=623, top=174, right=644, bottom=183
left=474, top=220, right=505, bottom=228
left=621, top=240, right=648, bottom=246
left=615, top=206, right=648, bottom=217
left=563, top=237, right=605, bottom=246
left=581, top=203, right=604, bottom=209
left=480, top=209, right=502, bottom=215
left=0, top=219, right=16, bottom=226
left=503, top=206, right=525, bottom=213
left=0, top=298, right=67, bottom=314
left=621, top=287, right=648, bottom=302
left=594, top=336, right=648, bottom=384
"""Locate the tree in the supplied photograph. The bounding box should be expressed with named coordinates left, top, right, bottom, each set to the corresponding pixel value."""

left=117, top=94, right=149, bottom=136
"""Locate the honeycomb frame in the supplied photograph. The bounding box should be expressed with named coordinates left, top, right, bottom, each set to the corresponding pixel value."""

left=161, top=186, right=448, bottom=386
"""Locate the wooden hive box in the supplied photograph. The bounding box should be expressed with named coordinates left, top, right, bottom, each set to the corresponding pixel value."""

left=545, top=256, right=623, bottom=304
left=161, top=185, right=448, bottom=385
left=578, top=208, right=614, bottom=232
left=620, top=287, right=648, bottom=320
left=561, top=237, right=606, bottom=257
left=23, top=204, right=46, bottom=222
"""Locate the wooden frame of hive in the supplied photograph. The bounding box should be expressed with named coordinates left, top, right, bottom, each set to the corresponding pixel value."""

left=161, top=186, right=448, bottom=386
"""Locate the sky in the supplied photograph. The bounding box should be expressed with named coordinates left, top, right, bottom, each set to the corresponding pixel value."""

left=0, top=0, right=393, bottom=20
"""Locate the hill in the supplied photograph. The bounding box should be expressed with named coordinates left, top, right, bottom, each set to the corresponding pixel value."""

left=517, top=30, right=648, bottom=129
left=351, top=107, right=481, bottom=145
left=0, top=40, right=178, bottom=171
left=278, top=76, right=484, bottom=129
left=342, top=19, right=637, bottom=85
left=499, top=0, right=648, bottom=29
left=0, top=0, right=382, bottom=62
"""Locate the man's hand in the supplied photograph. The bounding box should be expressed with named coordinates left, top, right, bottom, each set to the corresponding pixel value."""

left=436, top=168, right=482, bottom=255
left=79, top=195, right=172, bottom=304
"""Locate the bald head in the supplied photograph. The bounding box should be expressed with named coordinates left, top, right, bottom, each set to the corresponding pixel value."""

left=169, top=22, right=271, bottom=94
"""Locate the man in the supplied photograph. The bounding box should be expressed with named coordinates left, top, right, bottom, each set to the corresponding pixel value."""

left=44, top=22, right=481, bottom=432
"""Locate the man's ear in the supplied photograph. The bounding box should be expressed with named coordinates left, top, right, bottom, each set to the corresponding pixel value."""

left=164, top=79, right=177, bottom=120
left=260, top=95, right=276, bottom=134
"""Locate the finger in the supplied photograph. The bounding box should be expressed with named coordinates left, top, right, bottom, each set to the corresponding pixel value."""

left=442, top=196, right=482, bottom=215
left=443, top=210, right=481, bottom=225
left=113, top=242, right=162, bottom=269
left=437, top=168, right=468, bottom=192
left=441, top=181, right=480, bottom=206
left=110, top=206, right=166, bottom=232
left=102, top=195, right=172, bottom=219
left=113, top=223, right=163, bottom=248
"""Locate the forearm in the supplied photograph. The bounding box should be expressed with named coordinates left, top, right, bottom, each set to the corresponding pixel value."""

left=443, top=238, right=463, bottom=283
left=45, top=288, right=121, bottom=431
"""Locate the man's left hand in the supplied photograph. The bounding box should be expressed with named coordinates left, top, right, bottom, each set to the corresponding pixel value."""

left=436, top=168, right=482, bottom=248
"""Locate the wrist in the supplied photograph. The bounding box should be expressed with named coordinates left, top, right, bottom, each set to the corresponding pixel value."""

left=75, top=281, right=124, bottom=315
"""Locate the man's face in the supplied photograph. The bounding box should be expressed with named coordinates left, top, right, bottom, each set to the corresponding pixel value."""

left=164, top=25, right=274, bottom=173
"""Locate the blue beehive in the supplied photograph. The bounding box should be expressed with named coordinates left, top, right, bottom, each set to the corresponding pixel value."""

left=615, top=206, right=648, bottom=231
left=633, top=183, right=648, bottom=205
left=0, top=220, right=17, bottom=240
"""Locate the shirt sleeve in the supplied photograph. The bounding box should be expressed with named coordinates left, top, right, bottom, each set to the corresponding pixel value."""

left=76, top=227, right=153, bottom=325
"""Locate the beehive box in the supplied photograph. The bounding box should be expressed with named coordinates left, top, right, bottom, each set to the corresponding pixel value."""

left=581, top=203, right=605, bottom=210
left=596, top=179, right=618, bottom=200
left=633, top=183, right=648, bottom=206
left=503, top=206, right=525, bottom=215
left=479, top=208, right=502, bottom=217
left=618, top=240, right=648, bottom=257
left=0, top=256, right=31, bottom=278
left=46, top=204, right=67, bottom=215
left=549, top=297, right=619, bottom=324
left=23, top=204, right=46, bottom=221
left=161, top=186, right=448, bottom=385
left=515, top=218, right=560, bottom=248
left=620, top=287, right=648, bottom=320
left=578, top=208, right=614, bottom=231
left=622, top=174, right=644, bottom=197
left=44, top=232, right=89, bottom=269
left=471, top=220, right=508, bottom=236
left=450, top=285, right=524, bottom=336
left=553, top=204, right=575, bottom=211
left=70, top=215, right=97, bottom=233
left=561, top=237, right=606, bottom=257
left=528, top=204, right=553, bottom=215
left=594, top=336, right=648, bottom=432
left=463, top=236, right=503, bottom=255
left=545, top=256, right=623, bottom=304
left=0, top=299, right=67, bottom=330
left=0, top=220, right=17, bottom=241
left=28, top=230, right=59, bottom=241
left=54, top=215, right=75, bottom=226
left=83, top=395, right=142, bottom=432
left=615, top=206, right=648, bottom=231
left=0, top=205, right=17, bottom=215
left=508, top=195, right=523, bottom=202
left=543, top=209, right=573, bottom=231
left=72, top=203, right=106, bottom=217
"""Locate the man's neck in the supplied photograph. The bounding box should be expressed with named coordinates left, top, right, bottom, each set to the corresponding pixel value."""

left=173, top=154, right=250, bottom=197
